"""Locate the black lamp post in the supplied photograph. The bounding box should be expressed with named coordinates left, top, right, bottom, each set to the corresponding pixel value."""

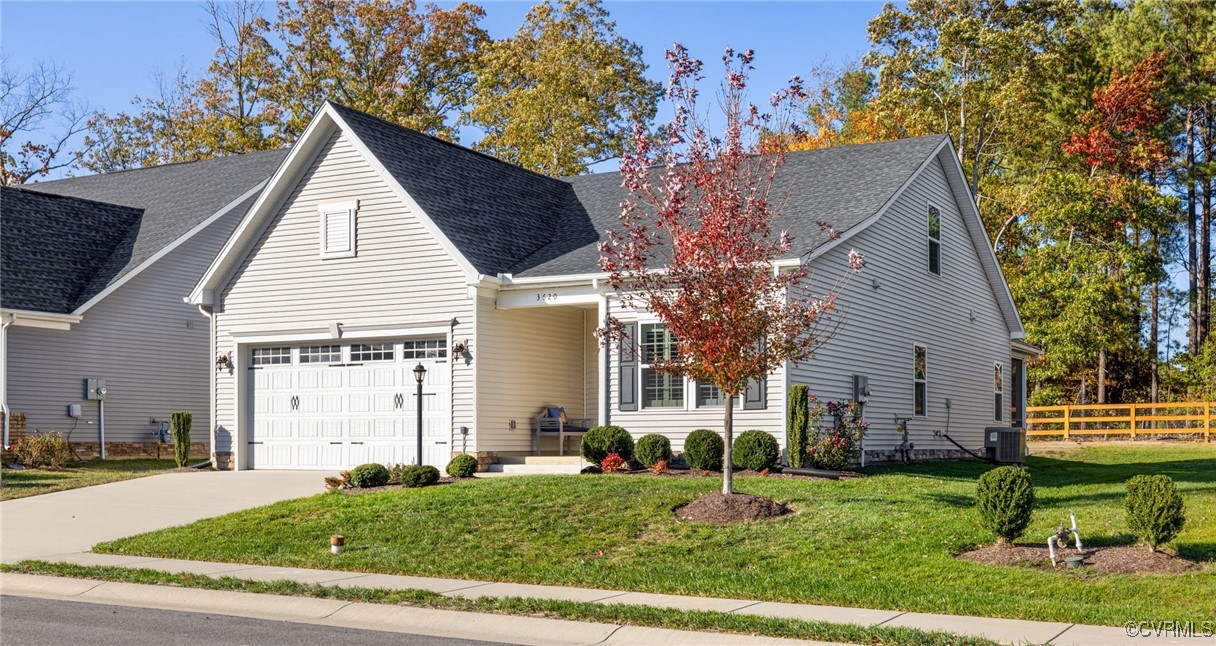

left=412, top=363, right=427, bottom=466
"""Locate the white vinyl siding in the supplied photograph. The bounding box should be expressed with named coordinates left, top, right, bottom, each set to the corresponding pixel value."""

left=212, top=129, right=474, bottom=461
left=787, top=150, right=1012, bottom=452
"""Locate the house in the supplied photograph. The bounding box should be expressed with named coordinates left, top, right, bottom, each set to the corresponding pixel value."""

left=185, top=102, right=1033, bottom=471
left=0, top=150, right=288, bottom=456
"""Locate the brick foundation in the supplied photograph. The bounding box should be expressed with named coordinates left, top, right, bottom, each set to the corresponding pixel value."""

left=68, top=441, right=210, bottom=461
left=0, top=411, right=27, bottom=460
left=861, top=447, right=984, bottom=465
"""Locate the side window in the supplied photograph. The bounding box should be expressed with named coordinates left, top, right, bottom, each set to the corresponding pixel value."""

left=928, top=206, right=941, bottom=276
left=641, top=324, right=682, bottom=408
left=319, top=200, right=357, bottom=259
left=913, top=345, right=927, bottom=416
left=696, top=382, right=726, bottom=407
left=994, top=362, right=1004, bottom=422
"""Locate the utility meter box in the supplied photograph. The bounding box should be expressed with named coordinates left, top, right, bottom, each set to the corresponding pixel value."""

left=84, top=378, right=107, bottom=400
left=852, top=375, right=870, bottom=404
left=67, top=403, right=82, bottom=418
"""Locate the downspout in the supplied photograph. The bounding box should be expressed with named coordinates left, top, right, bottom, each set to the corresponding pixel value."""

left=1, top=313, right=14, bottom=450
left=198, top=304, right=217, bottom=468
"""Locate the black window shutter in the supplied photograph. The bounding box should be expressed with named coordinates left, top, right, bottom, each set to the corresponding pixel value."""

left=744, top=338, right=767, bottom=410
left=619, top=322, right=638, bottom=411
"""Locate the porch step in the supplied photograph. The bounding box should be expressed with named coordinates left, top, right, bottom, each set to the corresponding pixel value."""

left=485, top=455, right=588, bottom=475
left=484, top=463, right=585, bottom=475
left=497, top=455, right=586, bottom=466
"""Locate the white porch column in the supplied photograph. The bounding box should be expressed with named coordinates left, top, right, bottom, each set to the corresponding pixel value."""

left=598, top=292, right=609, bottom=427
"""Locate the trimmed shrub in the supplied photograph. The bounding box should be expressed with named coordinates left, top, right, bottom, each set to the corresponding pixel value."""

left=446, top=454, right=479, bottom=477
left=170, top=411, right=192, bottom=468
left=11, top=431, right=72, bottom=469
left=601, top=452, right=626, bottom=473
left=787, top=385, right=810, bottom=468
left=394, top=464, right=441, bottom=488
left=349, top=463, right=390, bottom=488
left=580, top=425, right=634, bottom=463
left=975, top=466, right=1035, bottom=545
left=635, top=434, right=673, bottom=467
left=683, top=429, right=724, bottom=471
left=733, top=430, right=780, bottom=471
left=1125, top=474, right=1186, bottom=552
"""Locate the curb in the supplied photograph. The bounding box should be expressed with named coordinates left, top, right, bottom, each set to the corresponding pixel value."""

left=0, top=573, right=834, bottom=646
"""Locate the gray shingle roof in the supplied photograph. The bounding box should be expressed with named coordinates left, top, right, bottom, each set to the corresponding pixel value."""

left=8, top=149, right=288, bottom=313
left=1, top=187, right=143, bottom=313
left=329, top=102, right=945, bottom=279
left=512, top=134, right=949, bottom=277
left=330, top=103, right=578, bottom=276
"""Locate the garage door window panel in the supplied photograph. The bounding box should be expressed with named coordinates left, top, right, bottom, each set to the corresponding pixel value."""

left=351, top=343, right=394, bottom=362
left=300, top=345, right=341, bottom=363
left=252, top=347, right=291, bottom=366
left=404, top=339, right=446, bottom=359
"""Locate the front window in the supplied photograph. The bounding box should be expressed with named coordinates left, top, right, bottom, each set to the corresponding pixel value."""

left=994, top=362, right=1004, bottom=422
left=697, top=382, right=726, bottom=407
left=928, top=206, right=941, bottom=276
left=913, top=345, right=927, bottom=416
left=641, top=324, right=682, bottom=408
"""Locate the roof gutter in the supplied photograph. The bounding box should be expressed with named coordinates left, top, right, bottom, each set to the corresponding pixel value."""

left=0, top=308, right=83, bottom=329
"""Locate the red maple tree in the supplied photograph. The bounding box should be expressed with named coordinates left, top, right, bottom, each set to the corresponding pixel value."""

left=1063, top=53, right=1170, bottom=175
left=598, top=45, right=864, bottom=495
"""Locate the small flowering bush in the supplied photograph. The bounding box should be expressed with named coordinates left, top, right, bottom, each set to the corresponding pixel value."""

left=806, top=398, right=868, bottom=470
left=601, top=452, right=627, bottom=473
left=12, top=431, right=73, bottom=469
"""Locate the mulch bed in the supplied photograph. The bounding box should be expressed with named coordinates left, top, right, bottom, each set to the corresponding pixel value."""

left=958, top=543, right=1200, bottom=575
left=674, top=492, right=794, bottom=524
left=596, top=467, right=861, bottom=481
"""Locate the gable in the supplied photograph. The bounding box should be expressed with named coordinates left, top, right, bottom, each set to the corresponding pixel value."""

left=216, top=129, right=469, bottom=320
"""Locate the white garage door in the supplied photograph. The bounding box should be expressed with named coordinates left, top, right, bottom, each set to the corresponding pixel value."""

left=249, top=338, right=451, bottom=470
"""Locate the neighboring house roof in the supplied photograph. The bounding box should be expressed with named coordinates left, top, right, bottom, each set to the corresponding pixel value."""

left=4, top=149, right=288, bottom=315
left=1, top=187, right=143, bottom=314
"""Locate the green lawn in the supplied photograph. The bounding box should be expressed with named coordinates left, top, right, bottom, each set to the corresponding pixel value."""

left=94, top=445, right=1216, bottom=626
left=0, top=458, right=181, bottom=500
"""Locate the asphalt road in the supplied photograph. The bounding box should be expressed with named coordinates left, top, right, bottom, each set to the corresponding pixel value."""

left=1, top=595, right=508, bottom=646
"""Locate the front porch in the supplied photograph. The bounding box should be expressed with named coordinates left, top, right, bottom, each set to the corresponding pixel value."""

left=476, top=282, right=605, bottom=457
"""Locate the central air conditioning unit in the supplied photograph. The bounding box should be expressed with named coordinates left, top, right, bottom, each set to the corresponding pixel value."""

left=984, top=426, right=1026, bottom=464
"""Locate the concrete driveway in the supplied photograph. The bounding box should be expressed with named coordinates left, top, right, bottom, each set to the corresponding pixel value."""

left=0, top=470, right=325, bottom=562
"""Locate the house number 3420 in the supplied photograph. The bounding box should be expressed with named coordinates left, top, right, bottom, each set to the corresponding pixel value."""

left=536, top=293, right=559, bottom=302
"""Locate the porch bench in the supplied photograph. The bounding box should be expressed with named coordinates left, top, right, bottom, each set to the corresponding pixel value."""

left=534, top=407, right=592, bottom=456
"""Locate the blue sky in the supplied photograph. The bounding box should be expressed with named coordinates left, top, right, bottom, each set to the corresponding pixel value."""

left=2, top=1, right=889, bottom=174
